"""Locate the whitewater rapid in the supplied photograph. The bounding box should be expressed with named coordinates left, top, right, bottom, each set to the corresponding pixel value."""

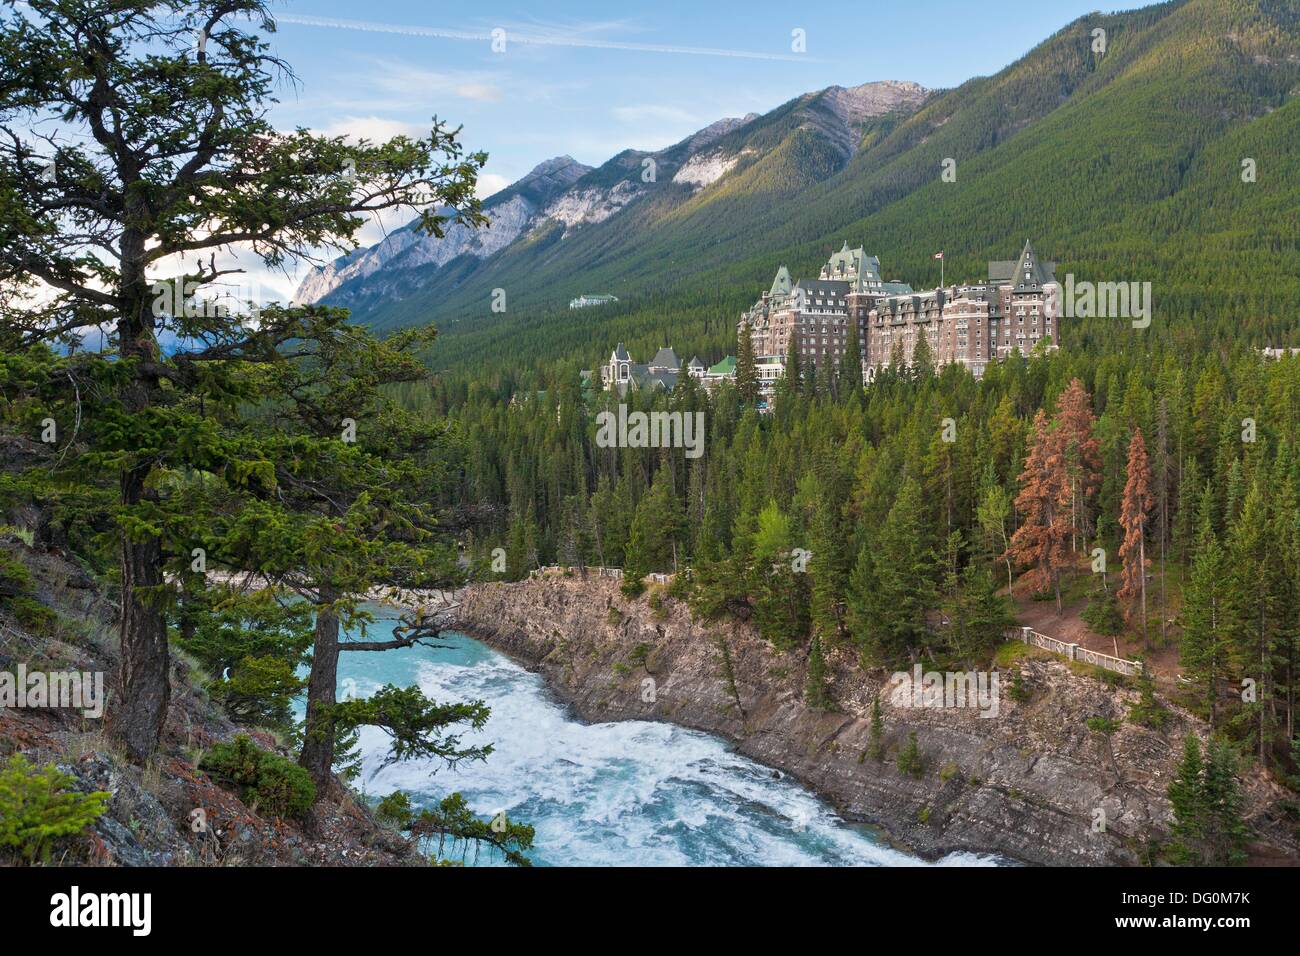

left=336, top=610, right=1001, bottom=867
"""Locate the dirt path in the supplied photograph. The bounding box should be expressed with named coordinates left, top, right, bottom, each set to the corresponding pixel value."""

left=1008, top=567, right=1183, bottom=687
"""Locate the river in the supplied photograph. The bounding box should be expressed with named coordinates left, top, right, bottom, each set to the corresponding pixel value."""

left=335, top=607, right=1000, bottom=867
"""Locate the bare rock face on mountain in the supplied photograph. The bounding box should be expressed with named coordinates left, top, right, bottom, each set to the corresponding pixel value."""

left=807, top=80, right=931, bottom=158
left=294, top=155, right=593, bottom=305
left=292, top=80, right=931, bottom=310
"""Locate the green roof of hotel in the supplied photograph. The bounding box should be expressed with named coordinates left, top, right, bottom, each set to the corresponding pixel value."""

left=709, top=356, right=736, bottom=375
left=769, top=266, right=792, bottom=297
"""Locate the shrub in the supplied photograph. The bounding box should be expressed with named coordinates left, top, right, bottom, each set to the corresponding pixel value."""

left=8, top=595, right=57, bottom=631
left=201, top=735, right=315, bottom=819
left=0, top=554, right=57, bottom=631
left=0, top=553, right=34, bottom=595
left=1087, top=716, right=1120, bottom=736
left=896, top=731, right=923, bottom=777
left=0, top=754, right=110, bottom=862
left=1008, top=669, right=1032, bottom=703
left=375, top=790, right=415, bottom=829
left=1128, top=666, right=1171, bottom=730
left=0, top=526, right=36, bottom=547
left=1082, top=587, right=1124, bottom=636
left=628, top=642, right=653, bottom=672
left=647, top=588, right=667, bottom=620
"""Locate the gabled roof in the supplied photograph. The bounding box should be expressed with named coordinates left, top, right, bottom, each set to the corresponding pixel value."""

left=823, top=241, right=857, bottom=277
left=821, top=242, right=881, bottom=289
left=613, top=342, right=631, bottom=361
left=687, top=355, right=705, bottom=369
left=852, top=254, right=883, bottom=291
left=649, top=347, right=679, bottom=370
left=989, top=240, right=1056, bottom=287
left=769, top=266, right=793, bottom=297
left=629, top=367, right=677, bottom=392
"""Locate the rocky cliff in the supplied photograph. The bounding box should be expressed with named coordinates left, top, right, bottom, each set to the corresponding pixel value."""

left=454, top=571, right=1300, bottom=866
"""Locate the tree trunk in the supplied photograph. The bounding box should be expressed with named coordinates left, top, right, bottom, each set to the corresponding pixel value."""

left=112, top=464, right=171, bottom=761
left=109, top=259, right=170, bottom=763
left=300, top=592, right=341, bottom=788
left=1138, top=533, right=1147, bottom=652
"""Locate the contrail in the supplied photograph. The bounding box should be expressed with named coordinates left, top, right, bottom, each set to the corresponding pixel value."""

left=276, top=14, right=820, bottom=63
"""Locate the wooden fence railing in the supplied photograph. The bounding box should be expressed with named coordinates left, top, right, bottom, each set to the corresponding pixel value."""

left=1008, top=626, right=1143, bottom=677
left=528, top=565, right=681, bottom=585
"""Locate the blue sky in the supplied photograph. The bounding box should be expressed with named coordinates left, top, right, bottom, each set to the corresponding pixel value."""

left=265, top=0, right=1115, bottom=193
left=136, top=0, right=1121, bottom=301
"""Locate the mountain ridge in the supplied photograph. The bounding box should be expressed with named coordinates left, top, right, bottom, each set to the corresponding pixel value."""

left=304, top=0, right=1300, bottom=376
left=293, top=79, right=932, bottom=309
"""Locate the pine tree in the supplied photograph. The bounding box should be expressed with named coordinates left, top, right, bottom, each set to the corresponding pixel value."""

left=888, top=338, right=907, bottom=377
left=910, top=331, right=934, bottom=379
left=1181, top=490, right=1234, bottom=729
left=1054, top=379, right=1102, bottom=553
left=621, top=504, right=653, bottom=597
left=1153, top=398, right=1174, bottom=645
left=975, top=464, right=1014, bottom=591
left=805, top=634, right=832, bottom=710
left=896, top=730, right=923, bottom=777
left=1118, top=428, right=1154, bottom=641
left=1227, top=480, right=1281, bottom=765
left=1170, top=734, right=1248, bottom=866
left=868, top=696, right=885, bottom=760
left=750, top=501, right=809, bottom=649
left=808, top=489, right=849, bottom=641
left=774, top=334, right=802, bottom=413
left=1167, top=733, right=1207, bottom=865
left=847, top=478, right=936, bottom=664
left=1009, top=410, right=1071, bottom=613
left=0, top=1, right=485, bottom=762
left=839, top=321, right=864, bottom=401
left=1201, top=737, right=1249, bottom=866
left=735, top=323, right=759, bottom=406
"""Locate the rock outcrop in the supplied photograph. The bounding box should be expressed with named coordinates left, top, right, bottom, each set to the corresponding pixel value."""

left=0, top=535, right=419, bottom=867
left=454, top=571, right=1300, bottom=866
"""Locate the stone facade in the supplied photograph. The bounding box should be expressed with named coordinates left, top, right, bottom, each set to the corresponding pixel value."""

left=867, top=241, right=1058, bottom=379
left=739, top=243, right=912, bottom=378
left=740, top=240, right=1058, bottom=383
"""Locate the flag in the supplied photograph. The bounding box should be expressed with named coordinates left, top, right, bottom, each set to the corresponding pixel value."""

left=932, top=251, right=944, bottom=260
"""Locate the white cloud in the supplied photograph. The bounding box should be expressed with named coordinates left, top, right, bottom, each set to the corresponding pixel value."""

left=319, top=116, right=426, bottom=143
left=476, top=173, right=511, bottom=199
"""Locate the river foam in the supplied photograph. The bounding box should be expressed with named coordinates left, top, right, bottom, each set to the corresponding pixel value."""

left=338, top=613, right=1000, bottom=867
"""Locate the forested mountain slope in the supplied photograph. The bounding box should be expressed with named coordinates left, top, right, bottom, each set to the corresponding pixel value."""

left=308, top=0, right=1300, bottom=376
